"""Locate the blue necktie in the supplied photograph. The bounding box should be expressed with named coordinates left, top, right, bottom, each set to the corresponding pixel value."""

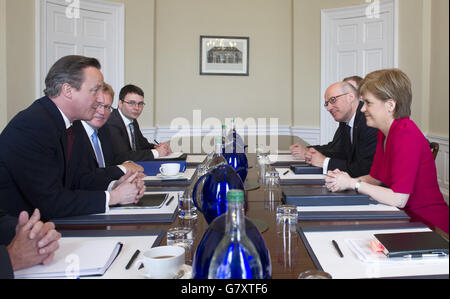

left=91, top=131, right=105, bottom=168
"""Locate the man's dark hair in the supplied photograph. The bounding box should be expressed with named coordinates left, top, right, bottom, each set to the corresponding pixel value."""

left=343, top=76, right=363, bottom=86
left=119, top=84, right=145, bottom=101
left=44, top=55, right=101, bottom=98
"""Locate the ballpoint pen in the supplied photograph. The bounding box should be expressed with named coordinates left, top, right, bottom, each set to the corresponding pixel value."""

left=125, top=249, right=140, bottom=270
left=332, top=240, right=344, bottom=258
left=165, top=196, right=175, bottom=206
left=154, top=139, right=160, bottom=145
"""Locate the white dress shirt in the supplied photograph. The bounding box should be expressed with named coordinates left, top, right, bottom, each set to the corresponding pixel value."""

left=117, top=109, right=159, bottom=158
left=54, top=110, right=111, bottom=212
left=322, top=112, right=356, bottom=174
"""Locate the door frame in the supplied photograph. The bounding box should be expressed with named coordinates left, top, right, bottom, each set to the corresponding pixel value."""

left=320, top=0, right=398, bottom=144
left=35, top=0, right=124, bottom=99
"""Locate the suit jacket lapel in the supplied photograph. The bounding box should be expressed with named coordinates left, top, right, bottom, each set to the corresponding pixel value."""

left=349, top=102, right=365, bottom=157
left=39, top=97, right=71, bottom=184
left=111, top=109, right=133, bottom=151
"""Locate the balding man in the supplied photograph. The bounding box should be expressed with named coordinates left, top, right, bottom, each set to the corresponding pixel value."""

left=290, top=81, right=378, bottom=177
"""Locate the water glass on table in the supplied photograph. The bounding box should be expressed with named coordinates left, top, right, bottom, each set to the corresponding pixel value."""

left=276, top=205, right=299, bottom=270
left=264, top=170, right=281, bottom=211
left=178, top=192, right=198, bottom=220
left=167, top=227, right=194, bottom=265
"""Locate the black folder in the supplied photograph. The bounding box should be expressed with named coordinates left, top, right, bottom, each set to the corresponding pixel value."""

left=297, top=210, right=410, bottom=221
left=374, top=231, right=449, bottom=258
left=144, top=177, right=191, bottom=187
left=158, top=153, right=188, bottom=161
left=282, top=186, right=374, bottom=206
left=52, top=212, right=177, bottom=226
left=290, top=164, right=323, bottom=175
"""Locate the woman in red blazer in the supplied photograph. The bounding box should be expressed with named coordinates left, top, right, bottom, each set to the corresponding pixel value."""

left=325, top=69, right=449, bottom=233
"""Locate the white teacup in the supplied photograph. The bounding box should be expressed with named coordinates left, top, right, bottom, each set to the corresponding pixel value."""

left=159, top=163, right=181, bottom=176
left=135, top=246, right=185, bottom=279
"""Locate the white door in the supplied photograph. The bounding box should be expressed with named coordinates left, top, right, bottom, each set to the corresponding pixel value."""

left=320, top=0, right=397, bottom=144
left=37, top=0, right=124, bottom=104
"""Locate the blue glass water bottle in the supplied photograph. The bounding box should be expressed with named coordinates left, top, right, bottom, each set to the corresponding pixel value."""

left=192, top=163, right=245, bottom=224
left=206, top=190, right=265, bottom=279
left=223, top=120, right=248, bottom=182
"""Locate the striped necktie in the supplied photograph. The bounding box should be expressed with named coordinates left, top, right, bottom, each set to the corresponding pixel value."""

left=129, top=122, right=137, bottom=151
left=91, top=130, right=105, bottom=168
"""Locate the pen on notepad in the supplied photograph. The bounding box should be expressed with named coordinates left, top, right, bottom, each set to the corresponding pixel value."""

left=165, top=196, right=174, bottom=206
left=125, top=249, right=140, bottom=270
left=154, top=139, right=160, bottom=145
left=283, top=170, right=290, bottom=176
left=332, top=240, right=344, bottom=258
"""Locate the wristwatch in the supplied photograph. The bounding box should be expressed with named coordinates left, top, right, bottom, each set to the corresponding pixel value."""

left=354, top=180, right=362, bottom=193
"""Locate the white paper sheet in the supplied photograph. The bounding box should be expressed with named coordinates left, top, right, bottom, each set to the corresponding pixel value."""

left=186, top=155, right=207, bottom=164
left=106, top=192, right=181, bottom=215
left=297, top=204, right=400, bottom=212
left=143, top=168, right=196, bottom=181
left=155, top=152, right=184, bottom=160
left=303, top=227, right=449, bottom=279
left=15, top=236, right=160, bottom=279
left=269, top=155, right=305, bottom=164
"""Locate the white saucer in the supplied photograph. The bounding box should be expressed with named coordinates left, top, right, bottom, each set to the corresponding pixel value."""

left=156, top=173, right=184, bottom=180
left=141, top=264, right=192, bottom=279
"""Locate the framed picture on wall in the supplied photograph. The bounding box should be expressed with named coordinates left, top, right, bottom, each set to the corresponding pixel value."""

left=200, top=36, right=249, bottom=76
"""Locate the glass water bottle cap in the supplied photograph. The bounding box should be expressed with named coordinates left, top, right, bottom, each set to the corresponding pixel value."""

left=227, top=190, right=244, bottom=203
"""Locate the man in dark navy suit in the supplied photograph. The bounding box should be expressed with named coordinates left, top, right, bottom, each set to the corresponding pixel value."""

left=0, top=209, right=60, bottom=279
left=290, top=81, right=378, bottom=178
left=106, top=84, right=172, bottom=164
left=0, top=56, right=145, bottom=220
left=71, top=83, right=144, bottom=191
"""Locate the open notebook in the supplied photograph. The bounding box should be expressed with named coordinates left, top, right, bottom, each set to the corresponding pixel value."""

left=14, top=239, right=122, bottom=279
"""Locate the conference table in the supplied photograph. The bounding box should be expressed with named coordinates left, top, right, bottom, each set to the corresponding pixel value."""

left=56, top=136, right=447, bottom=279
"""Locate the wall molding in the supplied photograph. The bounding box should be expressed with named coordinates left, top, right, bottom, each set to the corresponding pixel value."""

left=427, top=134, right=449, bottom=201
left=142, top=126, right=320, bottom=146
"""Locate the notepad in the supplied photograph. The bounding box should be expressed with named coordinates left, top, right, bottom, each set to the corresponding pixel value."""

left=374, top=232, right=449, bottom=258
left=14, top=239, right=122, bottom=279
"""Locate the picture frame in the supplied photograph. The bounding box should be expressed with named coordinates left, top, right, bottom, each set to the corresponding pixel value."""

left=200, top=36, right=249, bottom=76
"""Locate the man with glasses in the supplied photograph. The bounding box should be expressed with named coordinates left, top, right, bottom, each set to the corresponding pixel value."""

left=107, top=84, right=172, bottom=164
left=290, top=81, right=377, bottom=177
left=0, top=56, right=145, bottom=219
left=71, top=83, right=145, bottom=190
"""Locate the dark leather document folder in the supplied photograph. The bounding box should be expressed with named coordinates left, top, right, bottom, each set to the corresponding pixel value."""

left=374, top=231, right=449, bottom=258
left=290, top=164, right=323, bottom=175
left=282, top=186, right=374, bottom=206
